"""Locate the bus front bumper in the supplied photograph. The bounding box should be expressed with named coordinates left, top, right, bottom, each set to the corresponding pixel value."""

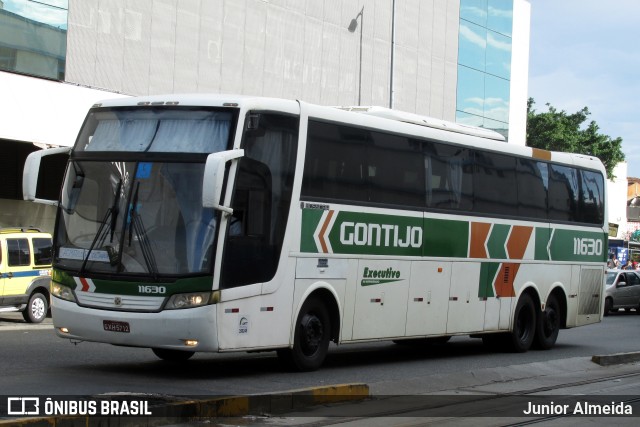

left=51, top=297, right=219, bottom=352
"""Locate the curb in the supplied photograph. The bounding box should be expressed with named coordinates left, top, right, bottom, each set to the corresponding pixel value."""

left=0, top=383, right=369, bottom=427
left=591, top=351, right=640, bottom=366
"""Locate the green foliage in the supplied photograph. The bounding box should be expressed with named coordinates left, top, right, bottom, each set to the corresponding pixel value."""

left=526, top=98, right=625, bottom=180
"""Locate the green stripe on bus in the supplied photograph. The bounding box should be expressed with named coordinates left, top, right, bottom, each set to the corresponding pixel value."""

left=486, top=224, right=510, bottom=259
left=300, top=208, right=607, bottom=263
left=479, top=262, right=500, bottom=298
left=535, top=227, right=551, bottom=261
left=423, top=218, right=469, bottom=258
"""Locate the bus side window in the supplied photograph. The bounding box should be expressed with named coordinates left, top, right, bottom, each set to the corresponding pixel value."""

left=579, top=170, right=604, bottom=225
left=548, top=164, right=579, bottom=222
left=426, top=143, right=473, bottom=211
left=516, top=158, right=548, bottom=220
left=473, top=151, right=518, bottom=216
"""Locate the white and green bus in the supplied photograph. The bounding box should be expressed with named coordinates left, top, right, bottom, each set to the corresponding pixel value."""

left=24, top=95, right=607, bottom=371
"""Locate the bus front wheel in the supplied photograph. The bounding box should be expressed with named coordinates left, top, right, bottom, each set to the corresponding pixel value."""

left=278, top=297, right=330, bottom=371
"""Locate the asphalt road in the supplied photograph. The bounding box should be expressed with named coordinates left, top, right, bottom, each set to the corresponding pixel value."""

left=0, top=309, right=639, bottom=397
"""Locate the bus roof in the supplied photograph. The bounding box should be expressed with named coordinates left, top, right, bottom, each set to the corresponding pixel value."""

left=88, top=94, right=606, bottom=174
left=334, top=106, right=506, bottom=142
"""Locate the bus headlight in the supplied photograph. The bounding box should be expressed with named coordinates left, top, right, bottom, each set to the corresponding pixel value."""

left=165, top=292, right=213, bottom=309
left=51, top=282, right=76, bottom=302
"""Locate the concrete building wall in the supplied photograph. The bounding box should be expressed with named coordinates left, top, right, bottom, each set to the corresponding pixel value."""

left=65, top=0, right=460, bottom=120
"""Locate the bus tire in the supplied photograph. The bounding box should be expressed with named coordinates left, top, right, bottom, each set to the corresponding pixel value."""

left=22, top=292, right=48, bottom=324
left=534, top=294, right=560, bottom=350
left=507, top=293, right=536, bottom=353
left=279, top=296, right=330, bottom=371
left=152, top=348, right=195, bottom=362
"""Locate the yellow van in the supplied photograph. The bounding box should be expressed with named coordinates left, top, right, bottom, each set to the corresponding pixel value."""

left=0, top=228, right=53, bottom=323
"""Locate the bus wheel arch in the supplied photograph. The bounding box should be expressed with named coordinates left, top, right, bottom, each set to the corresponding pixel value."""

left=279, top=288, right=340, bottom=371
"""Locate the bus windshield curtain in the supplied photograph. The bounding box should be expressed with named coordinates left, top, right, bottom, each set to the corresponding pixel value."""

left=86, top=113, right=231, bottom=153
left=161, top=162, right=216, bottom=273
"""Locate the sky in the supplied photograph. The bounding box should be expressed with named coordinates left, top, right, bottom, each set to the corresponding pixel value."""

left=527, top=0, right=640, bottom=178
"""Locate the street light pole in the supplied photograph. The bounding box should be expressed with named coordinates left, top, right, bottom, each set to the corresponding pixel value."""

left=348, top=6, right=364, bottom=106
left=390, top=0, right=396, bottom=109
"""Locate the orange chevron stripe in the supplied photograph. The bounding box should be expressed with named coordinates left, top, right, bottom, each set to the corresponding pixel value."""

left=318, top=210, right=335, bottom=253
left=494, top=263, right=518, bottom=297
left=507, top=226, right=533, bottom=260
left=470, top=222, right=491, bottom=258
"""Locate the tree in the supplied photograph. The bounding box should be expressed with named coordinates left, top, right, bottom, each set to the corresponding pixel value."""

left=526, top=98, right=625, bottom=180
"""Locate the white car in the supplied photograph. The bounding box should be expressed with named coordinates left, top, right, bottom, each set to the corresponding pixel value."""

left=604, top=269, right=640, bottom=315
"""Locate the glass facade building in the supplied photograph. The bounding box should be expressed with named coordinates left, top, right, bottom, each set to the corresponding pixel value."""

left=457, top=0, right=513, bottom=139
left=0, top=0, right=68, bottom=80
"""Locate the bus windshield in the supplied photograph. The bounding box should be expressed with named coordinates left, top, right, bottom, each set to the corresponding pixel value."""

left=54, top=107, right=237, bottom=278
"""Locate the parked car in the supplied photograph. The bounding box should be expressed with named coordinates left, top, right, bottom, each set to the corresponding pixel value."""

left=604, top=269, right=640, bottom=315
left=0, top=228, right=52, bottom=323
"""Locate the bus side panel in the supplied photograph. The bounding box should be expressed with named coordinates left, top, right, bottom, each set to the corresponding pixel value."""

left=446, top=262, right=486, bottom=334
left=216, top=274, right=296, bottom=351
left=405, top=261, right=450, bottom=337
left=351, top=259, right=411, bottom=340
left=572, top=265, right=604, bottom=327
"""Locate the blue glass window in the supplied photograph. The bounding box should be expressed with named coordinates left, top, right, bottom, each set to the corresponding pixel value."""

left=458, top=20, right=487, bottom=72
left=488, top=0, right=513, bottom=36
left=460, top=0, right=488, bottom=27
left=0, top=0, right=68, bottom=80
left=456, top=0, right=513, bottom=139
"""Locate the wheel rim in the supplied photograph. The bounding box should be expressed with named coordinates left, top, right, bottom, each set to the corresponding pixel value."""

left=31, top=298, right=45, bottom=320
left=299, top=313, right=324, bottom=356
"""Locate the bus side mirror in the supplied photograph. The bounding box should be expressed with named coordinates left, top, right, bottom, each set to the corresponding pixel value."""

left=23, top=146, right=72, bottom=205
left=202, top=149, right=244, bottom=213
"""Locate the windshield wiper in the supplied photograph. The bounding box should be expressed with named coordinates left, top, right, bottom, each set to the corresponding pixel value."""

left=109, top=180, right=123, bottom=242
left=127, top=182, right=159, bottom=279
left=80, top=178, right=122, bottom=275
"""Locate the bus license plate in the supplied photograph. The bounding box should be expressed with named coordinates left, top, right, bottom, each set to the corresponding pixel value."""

left=103, top=320, right=130, bottom=333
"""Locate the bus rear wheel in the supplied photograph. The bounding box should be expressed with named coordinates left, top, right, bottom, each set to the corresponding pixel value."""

left=534, top=294, right=560, bottom=350
left=278, top=297, right=330, bottom=371
left=482, top=294, right=536, bottom=352
left=508, top=293, right=536, bottom=352
left=152, top=348, right=195, bottom=362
